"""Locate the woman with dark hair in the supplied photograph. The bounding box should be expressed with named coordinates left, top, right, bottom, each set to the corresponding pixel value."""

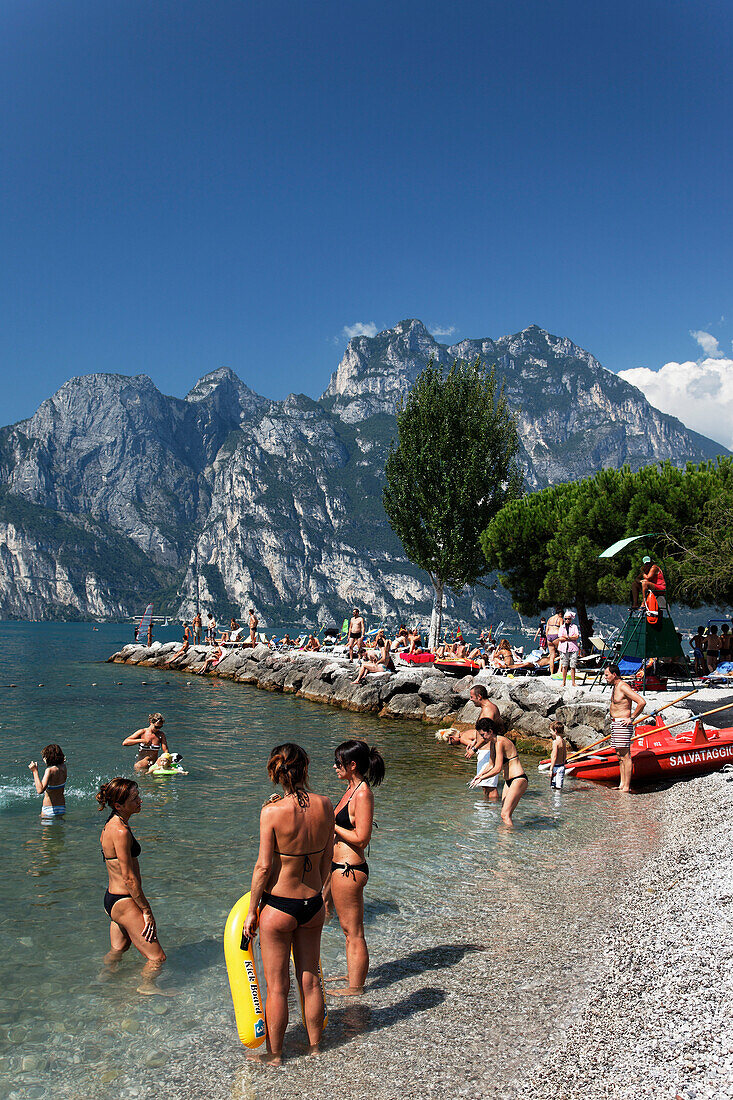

left=98, top=777, right=166, bottom=989
left=242, top=744, right=334, bottom=1065
left=325, top=739, right=385, bottom=996
left=29, top=744, right=67, bottom=820
left=469, top=721, right=528, bottom=825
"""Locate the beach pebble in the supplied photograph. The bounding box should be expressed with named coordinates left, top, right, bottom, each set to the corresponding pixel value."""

left=21, top=1055, right=48, bottom=1072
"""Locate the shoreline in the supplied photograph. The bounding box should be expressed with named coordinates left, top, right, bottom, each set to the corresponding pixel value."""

left=108, top=641, right=707, bottom=751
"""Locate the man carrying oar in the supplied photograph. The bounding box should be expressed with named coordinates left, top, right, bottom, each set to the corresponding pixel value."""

left=604, top=662, right=647, bottom=792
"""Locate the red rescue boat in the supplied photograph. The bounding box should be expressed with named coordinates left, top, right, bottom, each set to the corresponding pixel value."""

left=567, top=717, right=733, bottom=786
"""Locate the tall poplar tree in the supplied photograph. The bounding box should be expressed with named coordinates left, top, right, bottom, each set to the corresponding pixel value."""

left=383, top=357, right=522, bottom=648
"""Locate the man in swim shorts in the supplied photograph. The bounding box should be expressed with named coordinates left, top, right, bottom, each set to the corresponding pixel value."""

left=604, top=663, right=647, bottom=793
left=248, top=608, right=259, bottom=646
left=347, top=608, right=364, bottom=661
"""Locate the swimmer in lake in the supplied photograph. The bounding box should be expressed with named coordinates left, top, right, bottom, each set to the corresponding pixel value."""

left=122, top=713, right=169, bottom=773
left=469, top=719, right=528, bottom=825
left=324, top=740, right=385, bottom=996
left=98, top=777, right=166, bottom=991
left=29, top=743, right=67, bottom=820
left=243, top=743, right=334, bottom=1065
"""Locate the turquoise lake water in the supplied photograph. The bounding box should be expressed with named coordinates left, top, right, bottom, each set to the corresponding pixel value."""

left=0, top=624, right=663, bottom=1099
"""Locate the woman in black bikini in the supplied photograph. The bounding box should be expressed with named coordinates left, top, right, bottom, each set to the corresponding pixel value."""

left=469, top=718, right=528, bottom=825
left=242, top=744, right=334, bottom=1065
left=98, top=777, right=166, bottom=989
left=325, top=740, right=385, bottom=996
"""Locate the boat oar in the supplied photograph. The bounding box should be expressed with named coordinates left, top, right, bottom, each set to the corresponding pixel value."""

left=564, top=700, right=733, bottom=772
left=538, top=689, right=698, bottom=772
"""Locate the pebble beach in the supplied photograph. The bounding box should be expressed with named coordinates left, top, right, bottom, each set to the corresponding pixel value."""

left=525, top=771, right=733, bottom=1100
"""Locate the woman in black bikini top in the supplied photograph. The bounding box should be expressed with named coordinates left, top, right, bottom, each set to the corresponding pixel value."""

left=97, top=777, right=166, bottom=988
left=469, top=718, right=529, bottom=827
left=242, top=743, right=334, bottom=1065
left=325, top=739, right=386, bottom=997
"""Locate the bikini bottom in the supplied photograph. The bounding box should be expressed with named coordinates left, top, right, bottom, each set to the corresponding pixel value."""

left=41, top=805, right=65, bottom=818
left=260, top=891, right=324, bottom=926
left=104, top=889, right=132, bottom=920
left=331, top=860, right=369, bottom=881
left=505, top=773, right=529, bottom=787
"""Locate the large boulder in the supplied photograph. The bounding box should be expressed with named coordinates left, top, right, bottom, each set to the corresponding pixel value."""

left=418, top=676, right=457, bottom=706
left=565, top=724, right=600, bottom=750
left=381, top=670, right=425, bottom=702
left=332, top=681, right=383, bottom=713
left=214, top=651, right=248, bottom=678
left=258, top=667, right=288, bottom=692
left=380, top=692, right=426, bottom=720
left=234, top=662, right=260, bottom=685
left=555, top=702, right=607, bottom=733
left=282, top=666, right=307, bottom=693
left=507, top=680, right=560, bottom=717
left=424, top=702, right=456, bottom=722
left=510, top=711, right=553, bottom=738
left=249, top=643, right=271, bottom=662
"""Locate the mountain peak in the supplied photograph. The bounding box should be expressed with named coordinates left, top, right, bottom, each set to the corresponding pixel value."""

left=185, top=366, right=244, bottom=402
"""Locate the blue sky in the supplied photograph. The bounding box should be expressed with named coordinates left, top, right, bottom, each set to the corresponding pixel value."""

left=2, top=0, right=732, bottom=435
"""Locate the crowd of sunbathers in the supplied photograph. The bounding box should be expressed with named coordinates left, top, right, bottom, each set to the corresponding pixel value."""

left=153, top=606, right=598, bottom=686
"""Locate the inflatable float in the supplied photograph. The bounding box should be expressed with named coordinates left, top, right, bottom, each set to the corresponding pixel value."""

left=224, top=891, right=328, bottom=1048
left=224, top=892, right=267, bottom=1048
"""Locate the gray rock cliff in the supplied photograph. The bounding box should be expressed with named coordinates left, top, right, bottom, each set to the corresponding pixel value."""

left=0, top=321, right=726, bottom=621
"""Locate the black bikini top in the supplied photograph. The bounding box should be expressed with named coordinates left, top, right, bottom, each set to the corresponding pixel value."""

left=101, top=814, right=141, bottom=862
left=334, top=781, right=364, bottom=830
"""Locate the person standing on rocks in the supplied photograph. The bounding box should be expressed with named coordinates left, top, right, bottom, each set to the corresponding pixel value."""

left=248, top=608, right=259, bottom=646
left=546, top=607, right=563, bottom=676
left=604, top=663, right=647, bottom=793
left=192, top=611, right=202, bottom=644
left=347, top=608, right=364, bottom=661
left=206, top=613, right=216, bottom=645
left=557, top=611, right=580, bottom=688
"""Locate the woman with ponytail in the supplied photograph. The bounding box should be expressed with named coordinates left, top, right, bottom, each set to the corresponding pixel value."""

left=97, top=778, right=166, bottom=989
left=242, top=744, right=334, bottom=1065
left=325, top=740, right=385, bottom=996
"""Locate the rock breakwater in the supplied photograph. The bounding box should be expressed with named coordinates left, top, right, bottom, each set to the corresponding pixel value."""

left=108, top=643, right=693, bottom=750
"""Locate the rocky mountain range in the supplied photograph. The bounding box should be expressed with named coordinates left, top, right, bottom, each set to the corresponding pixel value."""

left=0, top=320, right=726, bottom=624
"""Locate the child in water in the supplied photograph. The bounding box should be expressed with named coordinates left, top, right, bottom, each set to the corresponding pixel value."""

left=548, top=721, right=567, bottom=789
left=148, top=752, right=187, bottom=775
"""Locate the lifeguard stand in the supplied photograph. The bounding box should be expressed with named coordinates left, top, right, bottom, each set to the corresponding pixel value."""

left=593, top=603, right=694, bottom=689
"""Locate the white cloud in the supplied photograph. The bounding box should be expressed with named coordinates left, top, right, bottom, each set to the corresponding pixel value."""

left=341, top=322, right=378, bottom=340
left=429, top=325, right=457, bottom=338
left=619, top=357, right=733, bottom=449
left=690, top=329, right=723, bottom=358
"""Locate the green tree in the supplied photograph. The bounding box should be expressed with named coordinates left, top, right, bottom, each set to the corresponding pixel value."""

left=383, top=357, right=522, bottom=648
left=482, top=459, right=733, bottom=645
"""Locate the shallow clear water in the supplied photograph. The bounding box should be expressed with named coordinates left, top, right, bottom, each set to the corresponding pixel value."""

left=0, top=624, right=663, bottom=1099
